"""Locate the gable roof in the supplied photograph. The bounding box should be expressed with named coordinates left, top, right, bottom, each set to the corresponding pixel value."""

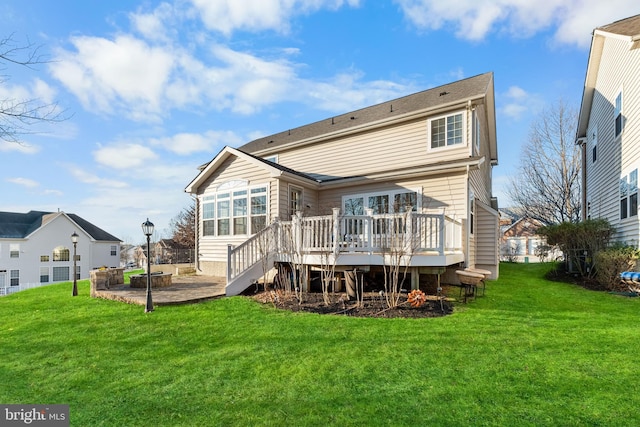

left=0, top=210, right=120, bottom=241
left=577, top=14, right=640, bottom=139
left=185, top=146, right=319, bottom=194
left=239, top=72, right=496, bottom=161
left=597, top=14, right=640, bottom=37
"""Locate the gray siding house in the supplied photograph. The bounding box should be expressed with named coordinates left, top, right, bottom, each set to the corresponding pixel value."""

left=577, top=15, right=640, bottom=246
left=0, top=211, right=121, bottom=291
left=186, top=72, right=500, bottom=295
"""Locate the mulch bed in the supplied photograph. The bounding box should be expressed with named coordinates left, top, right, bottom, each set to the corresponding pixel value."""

left=250, top=290, right=453, bottom=318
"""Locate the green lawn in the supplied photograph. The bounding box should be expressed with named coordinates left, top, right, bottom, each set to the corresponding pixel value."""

left=1, top=263, right=639, bottom=426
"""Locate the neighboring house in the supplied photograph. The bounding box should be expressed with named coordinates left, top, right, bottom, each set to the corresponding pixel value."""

left=0, top=210, right=121, bottom=288
left=577, top=14, right=640, bottom=246
left=499, top=210, right=555, bottom=262
left=186, top=72, right=500, bottom=295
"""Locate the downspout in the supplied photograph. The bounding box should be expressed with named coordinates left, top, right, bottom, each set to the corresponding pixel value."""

left=466, top=164, right=471, bottom=268
left=576, top=137, right=587, bottom=221
left=190, top=194, right=201, bottom=272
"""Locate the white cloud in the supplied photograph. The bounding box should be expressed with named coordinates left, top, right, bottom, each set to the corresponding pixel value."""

left=302, top=72, right=413, bottom=112
left=150, top=130, right=242, bottom=155
left=130, top=2, right=181, bottom=42
left=68, top=166, right=129, bottom=188
left=93, top=143, right=158, bottom=169
left=50, top=35, right=175, bottom=121
left=394, top=0, right=639, bottom=47
left=0, top=141, right=40, bottom=154
left=498, top=85, right=547, bottom=121
left=191, top=0, right=361, bottom=35
left=7, top=177, right=39, bottom=188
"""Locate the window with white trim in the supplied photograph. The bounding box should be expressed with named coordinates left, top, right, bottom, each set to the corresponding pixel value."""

left=40, top=267, right=49, bottom=283
left=110, top=245, right=117, bottom=256
left=591, top=125, right=597, bottom=163
left=53, top=246, right=70, bottom=262
left=343, top=189, right=419, bottom=214
left=620, top=168, right=638, bottom=219
left=10, top=270, right=19, bottom=286
left=615, top=91, right=624, bottom=138
left=52, top=266, right=69, bottom=282
left=289, top=186, right=303, bottom=217
left=201, top=184, right=268, bottom=237
left=429, top=112, right=464, bottom=150
left=10, top=244, right=19, bottom=258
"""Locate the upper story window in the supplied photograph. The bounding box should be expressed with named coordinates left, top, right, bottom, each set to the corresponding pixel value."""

left=53, top=246, right=70, bottom=262
left=429, top=112, right=465, bottom=150
left=202, top=183, right=268, bottom=237
left=615, top=91, right=624, bottom=138
left=10, top=244, right=19, bottom=258
left=620, top=168, right=638, bottom=220
left=591, top=125, right=598, bottom=163
left=263, top=155, right=278, bottom=164
left=110, top=245, right=117, bottom=256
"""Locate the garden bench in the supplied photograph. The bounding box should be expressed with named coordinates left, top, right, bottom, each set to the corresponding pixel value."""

left=620, top=271, right=640, bottom=295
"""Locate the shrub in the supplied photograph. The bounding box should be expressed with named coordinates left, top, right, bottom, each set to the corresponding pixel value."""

left=594, top=245, right=640, bottom=291
left=539, top=219, right=616, bottom=279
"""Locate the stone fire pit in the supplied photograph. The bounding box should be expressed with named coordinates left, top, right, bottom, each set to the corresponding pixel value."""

left=130, top=272, right=173, bottom=288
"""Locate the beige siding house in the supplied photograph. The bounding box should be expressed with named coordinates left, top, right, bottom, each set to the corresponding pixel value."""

left=186, top=72, right=499, bottom=295
left=577, top=15, right=640, bottom=246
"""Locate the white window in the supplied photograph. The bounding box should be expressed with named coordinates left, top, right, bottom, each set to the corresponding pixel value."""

left=591, top=124, right=597, bottom=163
left=110, top=245, right=117, bottom=256
left=10, top=270, right=19, bottom=286
left=289, top=186, right=303, bottom=217
left=343, top=190, right=419, bottom=215
left=10, top=244, right=19, bottom=258
left=263, top=155, right=278, bottom=163
left=202, top=195, right=216, bottom=236
left=53, top=266, right=69, bottom=282
left=615, top=91, right=624, bottom=138
left=40, top=267, right=49, bottom=283
left=53, top=246, right=70, bottom=262
left=620, top=168, right=638, bottom=220
left=201, top=183, right=268, bottom=237
left=429, top=112, right=464, bottom=150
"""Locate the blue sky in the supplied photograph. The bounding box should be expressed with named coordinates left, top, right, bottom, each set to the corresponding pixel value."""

left=1, top=1, right=638, bottom=243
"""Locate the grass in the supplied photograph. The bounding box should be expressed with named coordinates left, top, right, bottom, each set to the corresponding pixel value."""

left=1, top=263, right=639, bottom=426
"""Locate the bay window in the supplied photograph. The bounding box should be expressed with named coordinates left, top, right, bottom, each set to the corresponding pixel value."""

left=202, top=184, right=268, bottom=237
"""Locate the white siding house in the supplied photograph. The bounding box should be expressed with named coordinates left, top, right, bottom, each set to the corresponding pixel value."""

left=577, top=14, right=640, bottom=246
left=0, top=211, right=121, bottom=291
left=186, top=73, right=499, bottom=295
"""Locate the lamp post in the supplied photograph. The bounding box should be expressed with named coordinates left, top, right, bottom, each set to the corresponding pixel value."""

left=71, top=232, right=78, bottom=296
left=142, top=218, right=154, bottom=313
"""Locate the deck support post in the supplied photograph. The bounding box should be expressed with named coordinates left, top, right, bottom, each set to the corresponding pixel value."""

left=410, top=267, right=419, bottom=290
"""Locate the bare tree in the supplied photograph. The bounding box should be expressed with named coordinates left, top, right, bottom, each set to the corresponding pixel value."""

left=378, top=208, right=417, bottom=309
left=1, top=34, right=66, bottom=143
left=507, top=99, right=581, bottom=224
left=169, top=203, right=196, bottom=248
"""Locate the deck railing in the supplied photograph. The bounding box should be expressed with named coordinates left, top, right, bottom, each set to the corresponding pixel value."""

left=227, top=209, right=462, bottom=282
